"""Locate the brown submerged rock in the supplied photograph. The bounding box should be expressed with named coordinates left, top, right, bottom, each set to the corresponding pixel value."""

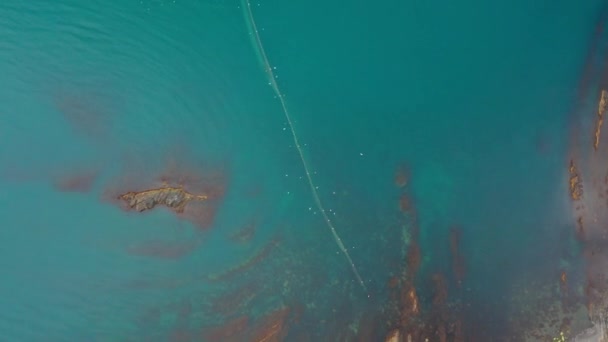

left=594, top=89, right=608, bottom=150
left=118, top=185, right=208, bottom=213
left=568, top=160, right=583, bottom=201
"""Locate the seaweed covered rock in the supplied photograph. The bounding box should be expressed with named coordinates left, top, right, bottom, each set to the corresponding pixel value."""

left=119, top=185, right=208, bottom=213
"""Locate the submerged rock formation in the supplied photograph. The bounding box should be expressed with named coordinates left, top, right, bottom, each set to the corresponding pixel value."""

left=594, top=90, right=608, bottom=150
left=118, top=185, right=208, bottom=213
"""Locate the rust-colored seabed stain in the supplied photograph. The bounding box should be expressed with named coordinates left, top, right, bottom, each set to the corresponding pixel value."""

left=382, top=166, right=467, bottom=341
left=207, top=237, right=281, bottom=282
left=210, top=282, right=259, bottom=316
left=394, top=164, right=410, bottom=188
left=201, top=307, right=291, bottom=342
left=53, top=169, right=99, bottom=193
left=51, top=85, right=119, bottom=140
left=229, top=219, right=257, bottom=243
left=202, top=315, right=250, bottom=342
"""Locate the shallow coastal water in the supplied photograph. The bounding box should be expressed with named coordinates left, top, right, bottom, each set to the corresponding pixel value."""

left=0, top=0, right=606, bottom=340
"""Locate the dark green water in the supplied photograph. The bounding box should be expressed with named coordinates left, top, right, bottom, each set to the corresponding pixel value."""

left=0, top=0, right=605, bottom=340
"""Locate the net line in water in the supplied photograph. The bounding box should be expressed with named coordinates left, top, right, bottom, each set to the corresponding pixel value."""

left=241, top=0, right=369, bottom=296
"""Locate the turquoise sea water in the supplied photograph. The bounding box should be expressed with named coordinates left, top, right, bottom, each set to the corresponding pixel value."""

left=1, top=0, right=606, bottom=340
